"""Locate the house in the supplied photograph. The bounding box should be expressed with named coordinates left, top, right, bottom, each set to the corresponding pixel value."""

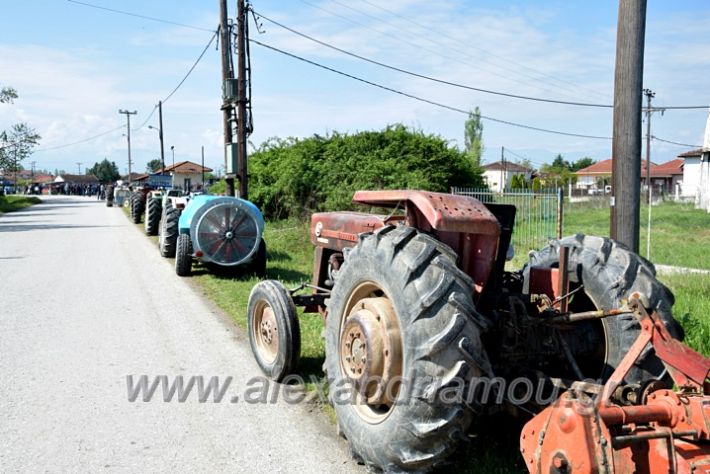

left=649, top=158, right=684, bottom=196
left=676, top=149, right=702, bottom=198
left=156, top=161, right=213, bottom=191
left=575, top=158, right=654, bottom=192
left=481, top=161, right=532, bottom=192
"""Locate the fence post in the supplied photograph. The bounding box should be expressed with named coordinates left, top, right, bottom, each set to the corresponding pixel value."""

left=556, top=188, right=564, bottom=239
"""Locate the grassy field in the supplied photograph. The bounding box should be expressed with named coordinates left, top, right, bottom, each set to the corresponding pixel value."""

left=125, top=202, right=710, bottom=473
left=0, top=195, right=41, bottom=213
left=565, top=199, right=710, bottom=270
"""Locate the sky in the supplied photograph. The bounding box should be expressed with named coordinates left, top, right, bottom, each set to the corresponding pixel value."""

left=1, top=0, right=709, bottom=176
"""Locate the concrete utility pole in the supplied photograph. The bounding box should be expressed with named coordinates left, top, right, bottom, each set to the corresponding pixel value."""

left=118, top=109, right=137, bottom=185
left=158, top=100, right=166, bottom=171
left=235, top=0, right=249, bottom=200
left=219, top=0, right=236, bottom=197
left=76, top=162, right=82, bottom=174
left=610, top=0, right=647, bottom=253
left=201, top=145, right=205, bottom=189
left=643, top=88, right=655, bottom=204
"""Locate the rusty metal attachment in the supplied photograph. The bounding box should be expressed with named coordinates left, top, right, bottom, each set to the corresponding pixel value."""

left=521, top=299, right=710, bottom=473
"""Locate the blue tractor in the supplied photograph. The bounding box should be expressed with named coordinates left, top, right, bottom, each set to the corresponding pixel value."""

left=169, top=195, right=267, bottom=277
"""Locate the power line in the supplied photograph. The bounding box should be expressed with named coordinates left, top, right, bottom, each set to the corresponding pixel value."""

left=67, top=0, right=710, bottom=111
left=254, top=11, right=613, bottom=109
left=296, top=0, right=586, bottom=103
left=250, top=38, right=612, bottom=140
left=162, top=31, right=218, bottom=103
left=66, top=0, right=213, bottom=32
left=33, top=125, right=126, bottom=153
left=133, top=30, right=218, bottom=132
left=356, top=0, right=610, bottom=103
left=651, top=136, right=703, bottom=148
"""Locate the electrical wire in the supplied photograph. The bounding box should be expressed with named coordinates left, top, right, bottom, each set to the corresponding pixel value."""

left=651, top=136, right=704, bottom=148
left=255, top=10, right=709, bottom=111
left=133, top=30, right=217, bottom=132
left=67, top=0, right=710, bottom=110
left=356, top=0, right=610, bottom=103
left=32, top=125, right=126, bottom=153
left=66, top=0, right=213, bottom=32
left=254, top=11, right=614, bottom=109
left=132, top=104, right=158, bottom=132
left=250, top=38, right=612, bottom=140
left=162, top=30, right=218, bottom=104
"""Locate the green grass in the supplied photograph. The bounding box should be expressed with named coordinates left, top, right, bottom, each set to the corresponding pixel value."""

left=123, top=205, right=710, bottom=473
left=565, top=200, right=710, bottom=270
left=0, top=195, right=41, bottom=213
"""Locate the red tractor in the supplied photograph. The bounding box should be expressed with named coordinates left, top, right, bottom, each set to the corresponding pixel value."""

left=247, top=190, right=709, bottom=473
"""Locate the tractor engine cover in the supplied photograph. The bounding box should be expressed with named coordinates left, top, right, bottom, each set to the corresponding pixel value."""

left=179, top=195, right=265, bottom=267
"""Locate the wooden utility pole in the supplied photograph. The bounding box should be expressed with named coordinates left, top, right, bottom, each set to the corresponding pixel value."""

left=118, top=109, right=137, bottom=185
left=235, top=0, right=249, bottom=199
left=219, top=0, right=236, bottom=197
left=610, top=0, right=647, bottom=253
left=643, top=88, right=655, bottom=204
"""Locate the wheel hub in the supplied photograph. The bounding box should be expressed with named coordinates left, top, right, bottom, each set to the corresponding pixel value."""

left=255, top=305, right=279, bottom=363
left=224, top=231, right=234, bottom=240
left=340, top=297, right=401, bottom=405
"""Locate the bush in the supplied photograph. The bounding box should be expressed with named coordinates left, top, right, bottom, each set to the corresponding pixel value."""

left=248, top=125, right=485, bottom=219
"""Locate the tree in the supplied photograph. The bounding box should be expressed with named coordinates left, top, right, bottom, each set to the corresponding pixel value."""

left=249, top=124, right=486, bottom=218
left=87, top=159, right=120, bottom=183
left=464, top=107, right=484, bottom=168
left=0, top=123, right=41, bottom=173
left=0, top=86, right=18, bottom=104
left=571, top=156, right=595, bottom=171
left=551, top=154, right=571, bottom=170
left=146, top=159, right=162, bottom=173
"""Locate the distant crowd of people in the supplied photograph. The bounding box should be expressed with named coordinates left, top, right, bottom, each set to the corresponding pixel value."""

left=56, top=183, right=104, bottom=197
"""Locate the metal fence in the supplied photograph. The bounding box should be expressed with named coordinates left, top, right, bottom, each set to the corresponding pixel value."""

left=451, top=187, right=562, bottom=252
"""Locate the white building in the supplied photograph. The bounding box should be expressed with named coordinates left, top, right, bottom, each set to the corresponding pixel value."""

left=677, top=149, right=702, bottom=198
left=481, top=161, right=532, bottom=192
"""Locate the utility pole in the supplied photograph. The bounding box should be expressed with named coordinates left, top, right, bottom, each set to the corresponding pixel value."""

left=76, top=162, right=82, bottom=174
left=500, top=146, right=504, bottom=192
left=158, top=100, right=166, bottom=171
left=610, top=0, right=646, bottom=253
left=118, top=109, right=137, bottom=185
left=201, top=145, right=205, bottom=190
left=219, top=0, right=236, bottom=197
left=643, top=88, right=655, bottom=204
left=31, top=161, right=36, bottom=179
left=235, top=0, right=249, bottom=199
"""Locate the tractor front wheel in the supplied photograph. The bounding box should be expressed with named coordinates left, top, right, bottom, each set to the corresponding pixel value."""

left=175, top=234, right=192, bottom=277
left=247, top=280, right=301, bottom=381
left=324, top=225, right=491, bottom=472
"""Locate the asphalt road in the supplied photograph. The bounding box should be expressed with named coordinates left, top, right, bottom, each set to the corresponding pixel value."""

left=0, top=195, right=360, bottom=473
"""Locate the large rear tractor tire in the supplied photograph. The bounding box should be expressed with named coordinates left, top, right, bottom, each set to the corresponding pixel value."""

left=324, top=225, right=492, bottom=472
left=159, top=203, right=180, bottom=258
left=524, top=234, right=683, bottom=386
left=175, top=234, right=193, bottom=277
left=247, top=280, right=301, bottom=381
left=131, top=193, right=144, bottom=224
left=144, top=198, right=160, bottom=236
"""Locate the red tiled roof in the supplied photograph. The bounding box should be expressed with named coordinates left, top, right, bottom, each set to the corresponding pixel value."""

left=576, top=158, right=654, bottom=175
left=650, top=158, right=683, bottom=178
left=160, top=160, right=213, bottom=174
